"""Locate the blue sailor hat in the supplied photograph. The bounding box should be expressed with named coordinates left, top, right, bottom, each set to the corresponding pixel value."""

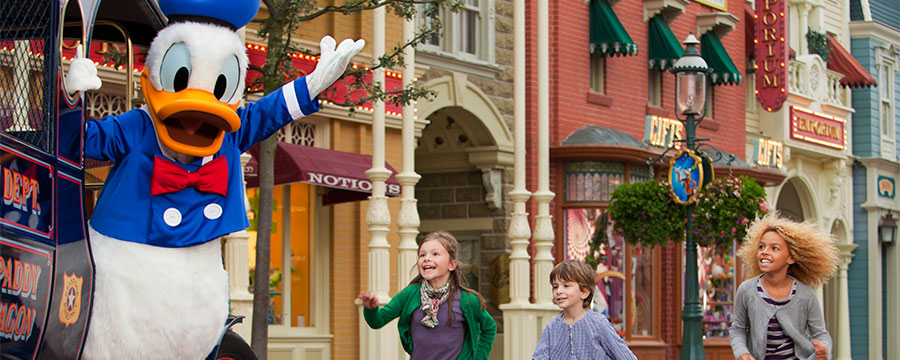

left=158, top=0, right=260, bottom=30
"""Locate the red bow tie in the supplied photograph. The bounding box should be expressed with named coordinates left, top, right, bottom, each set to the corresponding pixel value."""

left=150, top=156, right=228, bottom=196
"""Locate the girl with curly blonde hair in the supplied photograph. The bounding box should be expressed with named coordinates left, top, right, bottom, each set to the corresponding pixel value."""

left=730, top=213, right=840, bottom=360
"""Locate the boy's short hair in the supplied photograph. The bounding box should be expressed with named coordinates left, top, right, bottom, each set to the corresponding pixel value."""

left=549, top=260, right=595, bottom=309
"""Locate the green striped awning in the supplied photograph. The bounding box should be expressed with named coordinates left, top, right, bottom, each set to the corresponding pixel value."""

left=590, top=0, right=637, bottom=56
left=701, top=32, right=742, bottom=85
left=647, top=15, right=683, bottom=70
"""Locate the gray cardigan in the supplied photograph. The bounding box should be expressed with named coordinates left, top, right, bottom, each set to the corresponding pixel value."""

left=729, top=275, right=832, bottom=360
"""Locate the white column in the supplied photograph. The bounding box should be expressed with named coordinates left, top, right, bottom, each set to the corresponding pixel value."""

left=222, top=155, right=255, bottom=341
left=394, top=18, right=419, bottom=360
left=888, top=232, right=900, bottom=359
left=868, top=212, right=884, bottom=360
left=504, top=0, right=532, bottom=309
left=798, top=3, right=810, bottom=56
left=532, top=0, right=555, bottom=306
left=834, top=243, right=857, bottom=360
left=499, top=0, right=560, bottom=358
left=360, top=6, right=399, bottom=360
left=396, top=16, right=421, bottom=291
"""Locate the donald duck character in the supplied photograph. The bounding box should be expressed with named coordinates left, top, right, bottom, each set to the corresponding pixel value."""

left=64, top=0, right=364, bottom=358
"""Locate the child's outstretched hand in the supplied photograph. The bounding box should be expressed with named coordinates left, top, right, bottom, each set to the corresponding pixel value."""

left=357, top=292, right=378, bottom=309
left=812, top=339, right=827, bottom=360
left=738, top=354, right=756, bottom=360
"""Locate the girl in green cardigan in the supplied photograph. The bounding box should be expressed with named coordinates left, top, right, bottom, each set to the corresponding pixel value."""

left=358, top=231, right=496, bottom=360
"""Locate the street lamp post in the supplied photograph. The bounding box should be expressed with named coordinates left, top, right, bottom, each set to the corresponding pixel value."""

left=670, top=33, right=710, bottom=360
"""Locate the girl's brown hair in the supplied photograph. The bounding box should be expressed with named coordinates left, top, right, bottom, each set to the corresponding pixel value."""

left=409, top=231, right=487, bottom=325
left=549, top=260, right=595, bottom=309
left=739, top=213, right=840, bottom=288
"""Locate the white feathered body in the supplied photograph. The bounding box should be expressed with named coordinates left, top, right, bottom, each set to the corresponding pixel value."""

left=82, top=225, right=228, bottom=360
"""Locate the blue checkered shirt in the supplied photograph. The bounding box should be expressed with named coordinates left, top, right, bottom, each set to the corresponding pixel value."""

left=532, top=310, right=636, bottom=360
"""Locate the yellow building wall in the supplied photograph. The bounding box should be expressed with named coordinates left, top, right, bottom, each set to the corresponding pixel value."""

left=253, top=0, right=406, bottom=61
left=248, top=4, right=412, bottom=358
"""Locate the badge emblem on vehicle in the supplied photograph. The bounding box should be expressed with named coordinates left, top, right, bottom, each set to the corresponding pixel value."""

left=59, top=273, right=83, bottom=327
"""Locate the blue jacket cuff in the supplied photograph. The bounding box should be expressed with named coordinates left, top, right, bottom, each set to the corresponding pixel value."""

left=296, top=76, right=321, bottom=115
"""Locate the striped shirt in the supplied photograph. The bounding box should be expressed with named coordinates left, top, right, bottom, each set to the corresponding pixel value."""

left=757, top=278, right=798, bottom=360
left=532, top=310, right=636, bottom=360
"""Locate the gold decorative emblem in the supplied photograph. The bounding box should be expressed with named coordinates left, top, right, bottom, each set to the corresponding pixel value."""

left=59, top=273, right=83, bottom=327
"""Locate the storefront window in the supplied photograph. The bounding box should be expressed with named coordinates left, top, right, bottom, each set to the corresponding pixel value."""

left=697, top=243, right=737, bottom=338
left=631, top=246, right=653, bottom=336
left=561, top=161, right=657, bottom=339
left=564, top=161, right=625, bottom=202
left=565, top=208, right=626, bottom=333
left=247, top=183, right=313, bottom=327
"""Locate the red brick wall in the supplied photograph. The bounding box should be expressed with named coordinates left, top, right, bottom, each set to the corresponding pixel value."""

left=530, top=0, right=749, bottom=357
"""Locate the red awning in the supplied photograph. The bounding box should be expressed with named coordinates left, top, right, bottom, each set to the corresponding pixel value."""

left=827, top=34, right=877, bottom=88
left=244, top=142, right=401, bottom=205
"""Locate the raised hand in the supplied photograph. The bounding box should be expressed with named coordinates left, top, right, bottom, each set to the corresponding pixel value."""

left=356, top=292, right=378, bottom=309
left=305, top=36, right=366, bottom=98
left=64, top=44, right=102, bottom=95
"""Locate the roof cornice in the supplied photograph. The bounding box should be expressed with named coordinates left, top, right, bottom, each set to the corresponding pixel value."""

left=849, top=21, right=900, bottom=45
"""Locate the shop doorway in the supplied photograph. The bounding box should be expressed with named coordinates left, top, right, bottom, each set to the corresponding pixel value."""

left=776, top=178, right=814, bottom=221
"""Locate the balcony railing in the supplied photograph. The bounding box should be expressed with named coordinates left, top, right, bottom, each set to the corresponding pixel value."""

left=788, top=55, right=850, bottom=109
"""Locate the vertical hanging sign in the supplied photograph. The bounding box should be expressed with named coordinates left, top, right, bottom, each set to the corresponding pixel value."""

left=755, top=0, right=788, bottom=112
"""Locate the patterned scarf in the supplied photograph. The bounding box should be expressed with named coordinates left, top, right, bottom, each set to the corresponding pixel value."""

left=419, top=281, right=451, bottom=328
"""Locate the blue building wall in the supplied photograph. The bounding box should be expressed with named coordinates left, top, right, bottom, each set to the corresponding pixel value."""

left=848, top=2, right=900, bottom=356
left=850, top=0, right=864, bottom=21
left=870, top=0, right=900, bottom=27
left=895, top=58, right=900, bottom=155
left=851, top=38, right=882, bottom=157
left=850, top=163, right=869, bottom=360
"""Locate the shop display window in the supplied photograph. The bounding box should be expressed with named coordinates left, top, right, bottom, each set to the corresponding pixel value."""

left=700, top=245, right=735, bottom=337
left=631, top=246, right=654, bottom=336
left=564, top=161, right=625, bottom=202
left=247, top=183, right=313, bottom=328
left=560, top=161, right=659, bottom=340
left=683, top=242, right=740, bottom=338
left=565, top=208, right=626, bottom=332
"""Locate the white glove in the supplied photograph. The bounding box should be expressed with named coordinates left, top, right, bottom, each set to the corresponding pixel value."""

left=64, top=44, right=102, bottom=95
left=305, top=36, right=365, bottom=98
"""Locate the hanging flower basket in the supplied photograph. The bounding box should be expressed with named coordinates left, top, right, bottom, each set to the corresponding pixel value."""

left=608, top=175, right=768, bottom=251
left=692, top=175, right=767, bottom=252
left=608, top=179, right=684, bottom=248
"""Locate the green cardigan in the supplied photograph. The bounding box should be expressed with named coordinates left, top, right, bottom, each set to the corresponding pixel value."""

left=363, top=284, right=496, bottom=360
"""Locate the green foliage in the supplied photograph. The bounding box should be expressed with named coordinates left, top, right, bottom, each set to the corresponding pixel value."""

left=693, top=176, right=767, bottom=252
left=608, top=179, right=685, bottom=248
left=99, top=43, right=136, bottom=69
left=607, top=176, right=767, bottom=252
left=251, top=0, right=462, bottom=113
left=806, top=28, right=829, bottom=63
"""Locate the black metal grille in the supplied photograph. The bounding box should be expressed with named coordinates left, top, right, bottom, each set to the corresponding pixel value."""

left=1, top=0, right=55, bottom=152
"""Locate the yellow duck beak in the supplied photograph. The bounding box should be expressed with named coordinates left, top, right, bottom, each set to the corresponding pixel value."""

left=141, top=69, right=241, bottom=157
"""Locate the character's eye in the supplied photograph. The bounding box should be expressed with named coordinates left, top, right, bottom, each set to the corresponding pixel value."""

left=159, top=42, right=191, bottom=92
left=214, top=55, right=240, bottom=102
